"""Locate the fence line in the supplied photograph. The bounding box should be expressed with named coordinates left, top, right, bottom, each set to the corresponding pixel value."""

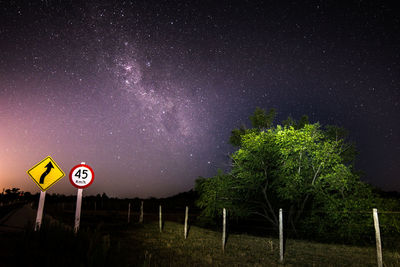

left=44, top=201, right=400, bottom=266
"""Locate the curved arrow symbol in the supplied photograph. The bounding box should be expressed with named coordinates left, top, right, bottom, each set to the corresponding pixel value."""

left=39, top=162, right=54, bottom=184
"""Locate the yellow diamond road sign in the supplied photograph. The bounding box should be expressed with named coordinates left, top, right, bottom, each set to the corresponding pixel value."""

left=27, top=156, right=65, bottom=191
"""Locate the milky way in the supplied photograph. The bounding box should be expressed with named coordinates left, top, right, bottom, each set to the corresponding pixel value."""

left=0, top=1, right=399, bottom=197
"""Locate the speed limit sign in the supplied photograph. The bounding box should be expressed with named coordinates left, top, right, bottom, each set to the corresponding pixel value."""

left=69, top=163, right=95, bottom=189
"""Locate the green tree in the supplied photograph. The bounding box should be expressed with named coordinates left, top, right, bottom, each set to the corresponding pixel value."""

left=283, top=115, right=309, bottom=129
left=229, top=107, right=276, bottom=147
left=229, top=124, right=247, bottom=147
left=249, top=107, right=276, bottom=130
left=4, top=188, right=21, bottom=201
left=195, top=170, right=248, bottom=218
left=229, top=123, right=365, bottom=232
left=196, top=108, right=380, bottom=241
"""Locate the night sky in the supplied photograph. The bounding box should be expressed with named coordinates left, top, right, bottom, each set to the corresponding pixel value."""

left=0, top=1, right=399, bottom=197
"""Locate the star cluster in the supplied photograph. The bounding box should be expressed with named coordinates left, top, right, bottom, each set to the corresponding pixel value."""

left=0, top=1, right=399, bottom=197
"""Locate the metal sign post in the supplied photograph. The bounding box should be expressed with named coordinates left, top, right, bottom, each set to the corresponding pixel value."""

left=74, top=188, right=83, bottom=234
left=34, top=191, right=46, bottom=231
left=69, top=161, right=95, bottom=234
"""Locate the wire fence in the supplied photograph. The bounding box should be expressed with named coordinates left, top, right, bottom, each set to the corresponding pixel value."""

left=2, top=192, right=399, bottom=266
left=43, top=200, right=400, bottom=245
left=36, top=198, right=400, bottom=265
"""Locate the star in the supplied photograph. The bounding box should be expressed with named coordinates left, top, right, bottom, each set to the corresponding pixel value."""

left=0, top=0, right=397, bottom=197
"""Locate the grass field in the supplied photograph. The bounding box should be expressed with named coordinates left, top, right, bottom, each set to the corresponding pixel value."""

left=1, top=209, right=400, bottom=266
left=119, top=221, right=400, bottom=266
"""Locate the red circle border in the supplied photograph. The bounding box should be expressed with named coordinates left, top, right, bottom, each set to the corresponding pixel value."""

left=69, top=164, right=95, bottom=189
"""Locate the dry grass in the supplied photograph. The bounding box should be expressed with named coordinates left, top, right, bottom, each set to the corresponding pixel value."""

left=1, top=211, right=399, bottom=266
left=118, top=221, right=400, bottom=266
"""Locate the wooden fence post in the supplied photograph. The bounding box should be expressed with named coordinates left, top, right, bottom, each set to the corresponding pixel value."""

left=279, top=208, right=283, bottom=262
left=222, top=208, right=227, bottom=252
left=127, top=203, right=131, bottom=224
left=184, top=206, right=189, bottom=239
left=139, top=201, right=144, bottom=223
left=373, top=208, right=383, bottom=267
left=159, top=205, right=162, bottom=232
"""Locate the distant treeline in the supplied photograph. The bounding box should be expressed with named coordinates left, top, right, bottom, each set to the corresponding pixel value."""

left=0, top=188, right=200, bottom=213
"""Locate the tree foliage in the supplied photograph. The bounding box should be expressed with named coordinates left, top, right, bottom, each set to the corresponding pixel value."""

left=282, top=114, right=309, bottom=129
left=196, top=108, right=396, bottom=242
left=249, top=107, right=276, bottom=130
left=229, top=107, right=276, bottom=146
